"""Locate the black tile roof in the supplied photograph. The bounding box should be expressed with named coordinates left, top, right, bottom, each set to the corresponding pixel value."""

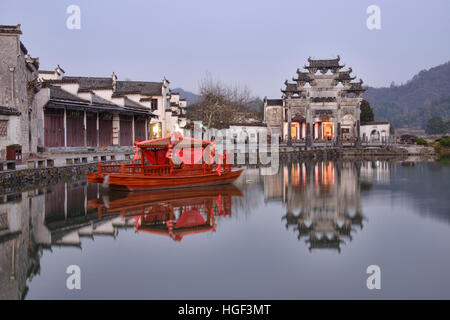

left=335, top=68, right=355, bottom=81
left=114, top=81, right=163, bottom=97
left=306, top=56, right=343, bottom=69
left=78, top=77, right=113, bottom=92
left=266, top=99, right=283, bottom=106
left=282, top=81, right=299, bottom=93
left=46, top=85, right=153, bottom=115
left=0, top=106, right=21, bottom=116
left=48, top=85, right=89, bottom=104
left=20, top=41, right=28, bottom=54
left=0, top=24, right=22, bottom=35
left=90, top=93, right=117, bottom=106
left=346, top=80, right=366, bottom=92
left=123, top=97, right=148, bottom=110
left=294, top=71, right=313, bottom=82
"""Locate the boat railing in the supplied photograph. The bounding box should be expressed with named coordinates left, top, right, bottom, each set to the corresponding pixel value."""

left=98, top=163, right=173, bottom=176
left=97, top=162, right=230, bottom=176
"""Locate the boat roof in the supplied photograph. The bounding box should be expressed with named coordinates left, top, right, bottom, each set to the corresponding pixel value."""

left=136, top=134, right=212, bottom=149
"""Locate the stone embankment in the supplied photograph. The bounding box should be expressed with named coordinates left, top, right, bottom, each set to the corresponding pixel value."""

left=0, top=161, right=126, bottom=194
left=278, top=145, right=435, bottom=161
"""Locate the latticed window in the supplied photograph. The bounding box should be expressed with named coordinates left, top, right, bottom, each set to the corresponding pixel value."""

left=0, top=120, right=8, bottom=137
left=151, top=99, right=158, bottom=111
left=0, top=212, right=8, bottom=231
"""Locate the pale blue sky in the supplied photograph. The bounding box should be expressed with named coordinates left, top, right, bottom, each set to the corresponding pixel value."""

left=2, top=0, right=450, bottom=97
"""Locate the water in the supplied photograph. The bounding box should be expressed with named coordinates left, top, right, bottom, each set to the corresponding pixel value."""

left=1, top=160, right=450, bottom=299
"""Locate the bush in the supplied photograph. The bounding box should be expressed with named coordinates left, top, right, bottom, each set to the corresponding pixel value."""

left=440, top=136, right=450, bottom=147
left=416, top=138, right=428, bottom=146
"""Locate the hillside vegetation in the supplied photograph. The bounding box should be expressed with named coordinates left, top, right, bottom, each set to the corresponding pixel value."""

left=364, top=61, right=450, bottom=128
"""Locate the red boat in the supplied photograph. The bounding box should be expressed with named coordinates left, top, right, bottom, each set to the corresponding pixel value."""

left=86, top=133, right=243, bottom=191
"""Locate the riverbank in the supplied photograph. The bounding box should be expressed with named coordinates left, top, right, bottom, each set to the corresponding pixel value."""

left=278, top=145, right=435, bottom=161
left=0, top=160, right=129, bottom=194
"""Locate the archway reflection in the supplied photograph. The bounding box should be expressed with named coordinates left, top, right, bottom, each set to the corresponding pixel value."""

left=264, top=161, right=375, bottom=253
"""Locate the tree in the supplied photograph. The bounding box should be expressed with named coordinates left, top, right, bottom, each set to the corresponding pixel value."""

left=360, top=99, right=375, bottom=124
left=426, top=117, right=446, bottom=134
left=187, top=74, right=257, bottom=129
left=390, top=124, right=395, bottom=135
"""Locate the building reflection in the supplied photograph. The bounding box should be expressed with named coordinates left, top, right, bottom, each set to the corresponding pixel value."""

left=0, top=192, right=40, bottom=300
left=0, top=160, right=394, bottom=298
left=265, top=161, right=371, bottom=253
left=360, top=160, right=390, bottom=185
left=0, top=183, right=242, bottom=299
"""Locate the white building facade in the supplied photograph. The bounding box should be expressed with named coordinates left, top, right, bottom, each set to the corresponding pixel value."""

left=360, top=122, right=391, bottom=143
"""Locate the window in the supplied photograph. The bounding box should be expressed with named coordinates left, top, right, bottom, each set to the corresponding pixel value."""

left=0, top=212, right=8, bottom=231
left=151, top=99, right=158, bottom=111
left=0, top=120, right=8, bottom=137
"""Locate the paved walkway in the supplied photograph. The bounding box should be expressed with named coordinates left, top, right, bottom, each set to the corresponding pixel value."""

left=15, top=150, right=135, bottom=170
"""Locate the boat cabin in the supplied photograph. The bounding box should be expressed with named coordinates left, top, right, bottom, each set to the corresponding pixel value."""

left=96, top=134, right=231, bottom=177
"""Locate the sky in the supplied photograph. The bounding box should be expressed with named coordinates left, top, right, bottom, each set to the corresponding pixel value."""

left=1, top=0, right=450, bottom=98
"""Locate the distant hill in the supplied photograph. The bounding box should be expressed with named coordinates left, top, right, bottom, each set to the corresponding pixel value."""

left=172, top=88, right=201, bottom=106
left=364, top=61, right=450, bottom=129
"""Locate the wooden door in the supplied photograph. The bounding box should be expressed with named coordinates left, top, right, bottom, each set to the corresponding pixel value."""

left=134, top=117, right=146, bottom=141
left=44, top=108, right=64, bottom=147
left=67, top=109, right=84, bottom=147
left=120, top=114, right=133, bottom=146
left=99, top=113, right=113, bottom=147
left=86, top=112, right=97, bottom=147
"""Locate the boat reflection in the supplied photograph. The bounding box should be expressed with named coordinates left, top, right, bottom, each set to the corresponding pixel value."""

left=264, top=161, right=372, bottom=253
left=87, top=185, right=243, bottom=242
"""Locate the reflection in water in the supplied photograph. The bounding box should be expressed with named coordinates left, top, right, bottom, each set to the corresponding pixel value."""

left=2, top=159, right=450, bottom=299
left=265, top=161, right=377, bottom=252
left=0, top=192, right=40, bottom=300
left=87, top=186, right=242, bottom=242
left=0, top=184, right=242, bottom=299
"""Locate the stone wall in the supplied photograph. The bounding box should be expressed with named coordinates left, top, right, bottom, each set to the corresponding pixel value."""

left=0, top=162, right=123, bottom=194
left=0, top=25, right=41, bottom=160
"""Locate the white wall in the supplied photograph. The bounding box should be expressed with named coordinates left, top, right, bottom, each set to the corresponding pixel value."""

left=360, top=123, right=390, bottom=142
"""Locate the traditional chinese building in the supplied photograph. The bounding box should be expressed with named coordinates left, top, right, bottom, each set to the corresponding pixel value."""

left=264, top=56, right=366, bottom=146
left=0, top=25, right=41, bottom=160
left=38, top=67, right=188, bottom=150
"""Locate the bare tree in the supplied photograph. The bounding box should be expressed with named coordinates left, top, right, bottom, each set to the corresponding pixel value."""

left=187, top=74, right=257, bottom=129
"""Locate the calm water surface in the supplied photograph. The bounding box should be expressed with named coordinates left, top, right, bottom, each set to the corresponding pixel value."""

left=1, top=160, right=450, bottom=299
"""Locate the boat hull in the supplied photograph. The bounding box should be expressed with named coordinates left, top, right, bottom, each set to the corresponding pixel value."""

left=86, top=169, right=244, bottom=191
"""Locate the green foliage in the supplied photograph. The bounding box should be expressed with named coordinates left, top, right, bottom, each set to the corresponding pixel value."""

left=439, top=136, right=450, bottom=147
left=360, top=99, right=374, bottom=123
left=363, top=61, right=450, bottom=128
left=426, top=117, right=447, bottom=134
left=415, top=138, right=428, bottom=146
left=389, top=124, right=395, bottom=134
left=438, top=155, right=450, bottom=164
